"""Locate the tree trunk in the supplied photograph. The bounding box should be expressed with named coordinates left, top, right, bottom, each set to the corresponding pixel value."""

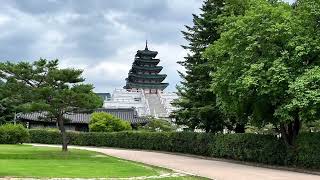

left=280, top=117, right=301, bottom=146
left=57, top=117, right=68, bottom=152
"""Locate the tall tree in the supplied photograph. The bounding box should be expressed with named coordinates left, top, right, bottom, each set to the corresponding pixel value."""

left=275, top=0, right=320, bottom=145
left=204, top=0, right=320, bottom=146
left=173, top=0, right=225, bottom=133
left=173, top=0, right=249, bottom=133
left=0, top=59, right=103, bottom=151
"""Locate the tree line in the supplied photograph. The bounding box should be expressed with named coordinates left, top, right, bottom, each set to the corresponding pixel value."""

left=173, top=0, right=320, bottom=146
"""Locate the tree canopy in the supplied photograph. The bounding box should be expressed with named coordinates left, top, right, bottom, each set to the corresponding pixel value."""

left=0, top=59, right=103, bottom=151
left=174, top=0, right=251, bottom=133
left=174, top=0, right=320, bottom=146
left=89, top=112, right=132, bottom=132
left=204, top=0, right=320, bottom=145
left=140, top=118, right=177, bottom=132
left=173, top=0, right=226, bottom=133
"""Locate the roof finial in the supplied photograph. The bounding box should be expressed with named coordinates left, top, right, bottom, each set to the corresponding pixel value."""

left=145, top=40, right=148, bottom=50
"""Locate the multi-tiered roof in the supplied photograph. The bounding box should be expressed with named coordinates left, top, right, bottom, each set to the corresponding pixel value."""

left=124, top=41, right=169, bottom=91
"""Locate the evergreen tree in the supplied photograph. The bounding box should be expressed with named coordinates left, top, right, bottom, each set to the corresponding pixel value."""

left=173, top=0, right=249, bottom=132
left=0, top=59, right=103, bottom=151
left=173, top=0, right=225, bottom=133
left=0, top=79, right=22, bottom=124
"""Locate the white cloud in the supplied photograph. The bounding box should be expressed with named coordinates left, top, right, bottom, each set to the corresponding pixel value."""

left=0, top=15, right=10, bottom=26
left=84, top=61, right=130, bottom=91
left=0, top=0, right=201, bottom=92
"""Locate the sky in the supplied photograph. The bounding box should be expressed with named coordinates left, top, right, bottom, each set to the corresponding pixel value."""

left=0, top=0, right=294, bottom=93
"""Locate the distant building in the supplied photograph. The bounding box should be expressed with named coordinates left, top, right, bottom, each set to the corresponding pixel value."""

left=124, top=41, right=169, bottom=94
left=104, top=41, right=178, bottom=118
left=96, top=93, right=111, bottom=101
left=17, top=41, right=179, bottom=131
left=17, top=108, right=148, bottom=132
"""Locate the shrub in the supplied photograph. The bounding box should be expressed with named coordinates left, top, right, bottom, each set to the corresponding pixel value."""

left=0, top=124, right=30, bottom=144
left=28, top=129, right=320, bottom=169
left=170, top=132, right=214, bottom=156
left=294, top=132, right=320, bottom=169
left=29, top=128, right=61, bottom=144
left=140, top=118, right=177, bottom=132
left=209, top=134, right=287, bottom=165
left=89, top=112, right=132, bottom=132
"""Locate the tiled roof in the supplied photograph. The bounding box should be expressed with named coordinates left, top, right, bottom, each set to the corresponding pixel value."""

left=126, top=82, right=169, bottom=90
left=17, top=108, right=149, bottom=125
left=136, top=49, right=158, bottom=57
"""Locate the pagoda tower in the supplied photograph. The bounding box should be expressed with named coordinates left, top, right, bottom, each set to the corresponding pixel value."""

left=124, top=41, right=169, bottom=94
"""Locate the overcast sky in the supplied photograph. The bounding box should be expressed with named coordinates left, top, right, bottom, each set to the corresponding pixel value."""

left=0, top=0, right=294, bottom=93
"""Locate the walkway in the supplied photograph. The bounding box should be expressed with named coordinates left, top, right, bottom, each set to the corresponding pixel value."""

left=32, top=144, right=320, bottom=180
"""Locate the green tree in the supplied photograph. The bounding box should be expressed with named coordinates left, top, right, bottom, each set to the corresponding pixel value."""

left=0, top=59, right=103, bottom=151
left=275, top=67, right=320, bottom=136
left=0, top=124, right=30, bottom=144
left=301, top=120, right=320, bottom=132
left=89, top=112, right=132, bottom=132
left=0, top=81, right=12, bottom=123
left=174, top=0, right=249, bottom=133
left=173, top=0, right=225, bottom=133
left=0, top=77, right=29, bottom=124
left=140, top=118, right=177, bottom=132
left=205, top=0, right=320, bottom=146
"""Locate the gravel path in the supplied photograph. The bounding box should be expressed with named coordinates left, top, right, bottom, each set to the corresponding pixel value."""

left=32, top=144, right=320, bottom=180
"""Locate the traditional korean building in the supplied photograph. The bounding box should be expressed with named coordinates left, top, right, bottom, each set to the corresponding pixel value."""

left=124, top=41, right=169, bottom=94
left=105, top=42, right=178, bottom=118
left=16, top=41, right=178, bottom=131
left=17, top=108, right=148, bottom=132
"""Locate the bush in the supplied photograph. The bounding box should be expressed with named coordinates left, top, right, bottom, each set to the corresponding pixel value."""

left=0, top=124, right=30, bottom=144
left=140, top=118, right=177, bottom=132
left=29, top=129, right=61, bottom=144
left=28, top=129, right=320, bottom=169
left=295, top=133, right=320, bottom=169
left=89, top=112, right=132, bottom=132
left=209, top=134, right=287, bottom=165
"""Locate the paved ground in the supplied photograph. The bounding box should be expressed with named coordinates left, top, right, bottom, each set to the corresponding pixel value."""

left=32, top=144, right=320, bottom=180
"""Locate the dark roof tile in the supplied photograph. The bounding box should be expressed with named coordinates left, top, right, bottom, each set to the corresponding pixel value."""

left=17, top=108, right=149, bottom=125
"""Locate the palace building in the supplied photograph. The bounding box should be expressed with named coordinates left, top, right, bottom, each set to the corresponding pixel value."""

left=104, top=41, right=178, bottom=118
left=18, top=108, right=148, bottom=131
left=124, top=41, right=168, bottom=94
left=17, top=41, right=178, bottom=131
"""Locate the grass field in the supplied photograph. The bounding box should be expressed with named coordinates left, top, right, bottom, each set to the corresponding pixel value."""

left=0, top=145, right=205, bottom=179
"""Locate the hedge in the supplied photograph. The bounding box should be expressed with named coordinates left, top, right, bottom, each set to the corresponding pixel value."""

left=209, top=134, right=288, bottom=165
left=0, top=124, right=30, bottom=144
left=295, top=133, right=320, bottom=168
left=28, top=129, right=320, bottom=169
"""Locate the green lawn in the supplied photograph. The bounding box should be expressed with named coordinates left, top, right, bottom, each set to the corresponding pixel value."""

left=0, top=145, right=206, bottom=179
left=0, top=145, right=165, bottom=178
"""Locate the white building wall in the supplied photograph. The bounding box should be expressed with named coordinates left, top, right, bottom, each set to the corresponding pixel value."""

left=104, top=88, right=178, bottom=118
left=158, top=92, right=179, bottom=116
left=104, top=89, right=150, bottom=116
